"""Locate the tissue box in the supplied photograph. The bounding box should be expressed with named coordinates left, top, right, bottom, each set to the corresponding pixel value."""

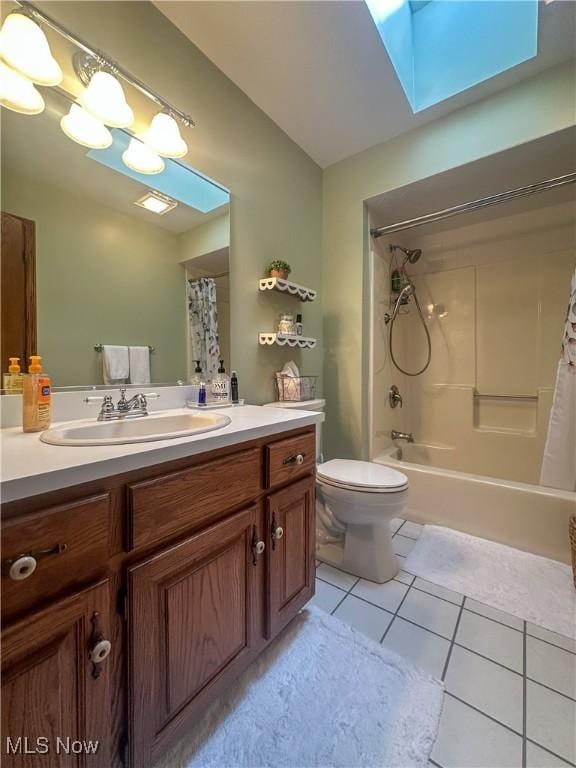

left=275, top=374, right=317, bottom=402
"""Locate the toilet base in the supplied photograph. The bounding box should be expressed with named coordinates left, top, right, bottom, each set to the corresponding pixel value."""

left=317, top=521, right=399, bottom=584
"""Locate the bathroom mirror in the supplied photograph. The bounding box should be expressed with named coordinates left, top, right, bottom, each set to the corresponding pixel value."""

left=1, top=88, right=230, bottom=389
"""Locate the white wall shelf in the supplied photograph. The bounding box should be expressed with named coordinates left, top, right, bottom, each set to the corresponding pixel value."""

left=258, top=333, right=317, bottom=349
left=259, top=277, right=317, bottom=302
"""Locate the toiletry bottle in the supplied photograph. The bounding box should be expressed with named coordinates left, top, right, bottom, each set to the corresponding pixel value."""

left=231, top=371, right=239, bottom=404
left=3, top=357, right=24, bottom=393
left=198, top=381, right=207, bottom=406
left=22, top=355, right=51, bottom=432
left=211, top=360, right=230, bottom=401
left=190, top=360, right=203, bottom=403
left=296, top=314, right=303, bottom=336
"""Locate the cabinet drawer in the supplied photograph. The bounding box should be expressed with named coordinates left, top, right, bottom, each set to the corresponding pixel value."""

left=127, top=447, right=261, bottom=550
left=265, top=430, right=316, bottom=488
left=1, top=493, right=111, bottom=622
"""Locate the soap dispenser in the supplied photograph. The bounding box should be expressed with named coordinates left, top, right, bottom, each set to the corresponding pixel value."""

left=211, top=360, right=230, bottom=402
left=3, top=357, right=24, bottom=393
left=22, top=355, right=51, bottom=432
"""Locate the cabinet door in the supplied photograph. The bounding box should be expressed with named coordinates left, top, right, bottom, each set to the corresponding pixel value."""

left=266, top=476, right=315, bottom=639
left=127, top=505, right=262, bottom=768
left=1, top=580, right=112, bottom=768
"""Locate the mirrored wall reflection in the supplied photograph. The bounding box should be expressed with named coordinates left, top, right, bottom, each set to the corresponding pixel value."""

left=1, top=89, right=230, bottom=388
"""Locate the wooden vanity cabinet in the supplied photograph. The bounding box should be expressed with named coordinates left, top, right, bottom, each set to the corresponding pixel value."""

left=0, top=426, right=316, bottom=768
left=1, top=580, right=112, bottom=767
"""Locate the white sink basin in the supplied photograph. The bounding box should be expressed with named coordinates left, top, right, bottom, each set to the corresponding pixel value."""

left=40, top=411, right=232, bottom=446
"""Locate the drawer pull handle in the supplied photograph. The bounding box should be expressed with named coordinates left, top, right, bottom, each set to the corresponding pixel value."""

left=283, top=453, right=305, bottom=466
left=88, top=612, right=111, bottom=678
left=251, top=526, right=265, bottom=565
left=4, top=543, right=67, bottom=581
left=8, top=556, right=37, bottom=581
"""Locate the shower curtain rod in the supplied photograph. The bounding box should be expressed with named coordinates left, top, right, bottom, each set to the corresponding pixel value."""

left=370, top=172, right=576, bottom=238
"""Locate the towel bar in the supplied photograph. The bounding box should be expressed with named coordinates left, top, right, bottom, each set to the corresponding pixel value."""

left=94, top=344, right=155, bottom=353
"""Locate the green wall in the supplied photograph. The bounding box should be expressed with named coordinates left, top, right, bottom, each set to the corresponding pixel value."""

left=322, top=61, right=576, bottom=460
left=3, top=171, right=187, bottom=386
left=38, top=1, right=323, bottom=402
left=180, top=212, right=230, bottom=263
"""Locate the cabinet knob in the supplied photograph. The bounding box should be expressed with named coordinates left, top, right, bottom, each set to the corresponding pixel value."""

left=283, top=453, right=305, bottom=466
left=8, top=555, right=37, bottom=581
left=272, top=526, right=284, bottom=541
left=89, top=639, right=112, bottom=665
left=255, top=541, right=265, bottom=555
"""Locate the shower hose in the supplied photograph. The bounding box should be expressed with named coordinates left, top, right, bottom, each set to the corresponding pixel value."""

left=389, top=291, right=432, bottom=376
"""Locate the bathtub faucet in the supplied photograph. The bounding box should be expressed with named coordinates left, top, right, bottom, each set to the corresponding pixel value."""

left=391, top=430, right=414, bottom=443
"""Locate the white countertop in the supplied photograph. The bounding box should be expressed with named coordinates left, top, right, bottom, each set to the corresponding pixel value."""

left=1, top=405, right=323, bottom=503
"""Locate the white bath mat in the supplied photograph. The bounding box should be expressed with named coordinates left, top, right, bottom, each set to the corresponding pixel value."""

left=156, top=606, right=444, bottom=768
left=405, top=525, right=576, bottom=639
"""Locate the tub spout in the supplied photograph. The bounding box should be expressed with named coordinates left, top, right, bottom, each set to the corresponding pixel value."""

left=391, top=430, right=414, bottom=443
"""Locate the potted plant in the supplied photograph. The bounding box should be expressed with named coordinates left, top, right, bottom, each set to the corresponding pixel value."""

left=267, top=260, right=292, bottom=280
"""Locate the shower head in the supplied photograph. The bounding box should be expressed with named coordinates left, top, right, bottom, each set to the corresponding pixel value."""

left=390, top=244, right=422, bottom=265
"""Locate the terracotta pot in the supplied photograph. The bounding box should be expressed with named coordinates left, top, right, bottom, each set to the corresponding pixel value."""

left=270, top=269, right=289, bottom=280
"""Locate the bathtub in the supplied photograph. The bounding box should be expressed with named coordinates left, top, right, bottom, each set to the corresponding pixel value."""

left=375, top=444, right=575, bottom=564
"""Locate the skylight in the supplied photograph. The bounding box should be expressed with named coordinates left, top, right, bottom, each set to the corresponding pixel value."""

left=365, top=0, right=539, bottom=112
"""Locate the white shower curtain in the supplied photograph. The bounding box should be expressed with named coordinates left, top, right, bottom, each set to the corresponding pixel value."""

left=540, top=266, right=576, bottom=491
left=187, top=277, right=221, bottom=378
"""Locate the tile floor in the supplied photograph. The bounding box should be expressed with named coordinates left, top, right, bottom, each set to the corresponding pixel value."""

left=311, top=519, right=576, bottom=768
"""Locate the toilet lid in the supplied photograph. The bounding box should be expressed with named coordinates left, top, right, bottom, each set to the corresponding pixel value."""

left=317, top=459, right=408, bottom=491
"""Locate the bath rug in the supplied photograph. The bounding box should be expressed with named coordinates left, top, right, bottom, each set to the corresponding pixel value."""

left=155, top=606, right=444, bottom=768
left=405, top=525, right=576, bottom=639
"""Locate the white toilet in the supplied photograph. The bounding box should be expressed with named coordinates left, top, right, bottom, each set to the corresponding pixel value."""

left=264, top=398, right=409, bottom=583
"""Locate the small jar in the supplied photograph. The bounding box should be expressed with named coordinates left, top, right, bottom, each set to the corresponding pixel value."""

left=278, top=313, right=296, bottom=335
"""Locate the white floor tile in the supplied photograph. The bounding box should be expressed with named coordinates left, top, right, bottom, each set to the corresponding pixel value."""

left=527, top=636, right=576, bottom=699
left=399, top=520, right=423, bottom=539
left=332, top=595, right=393, bottom=642
left=445, top=646, right=523, bottom=732
left=394, top=569, right=415, bottom=586
left=456, top=610, right=523, bottom=673
left=315, top=563, right=357, bottom=591
left=392, top=534, right=416, bottom=556
left=413, top=577, right=464, bottom=606
left=390, top=517, right=405, bottom=534
left=526, top=680, right=576, bottom=764
left=526, top=741, right=572, bottom=768
left=398, top=589, right=460, bottom=639
left=382, top=617, right=450, bottom=679
left=310, top=579, right=345, bottom=614
left=465, top=599, right=523, bottom=631
left=527, top=623, right=576, bottom=655
left=351, top=577, right=408, bottom=612
left=432, top=695, right=523, bottom=768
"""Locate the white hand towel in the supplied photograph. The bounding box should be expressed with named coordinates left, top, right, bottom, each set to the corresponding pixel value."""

left=102, top=345, right=129, bottom=385
left=129, top=346, right=151, bottom=385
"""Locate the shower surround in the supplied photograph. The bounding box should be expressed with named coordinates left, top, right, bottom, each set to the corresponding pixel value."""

left=369, top=196, right=575, bottom=562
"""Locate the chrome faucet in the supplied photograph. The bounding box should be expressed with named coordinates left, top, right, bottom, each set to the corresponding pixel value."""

left=391, top=430, right=414, bottom=443
left=85, top=385, right=159, bottom=421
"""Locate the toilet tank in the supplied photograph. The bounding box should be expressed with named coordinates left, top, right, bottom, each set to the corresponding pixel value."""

left=263, top=399, right=326, bottom=462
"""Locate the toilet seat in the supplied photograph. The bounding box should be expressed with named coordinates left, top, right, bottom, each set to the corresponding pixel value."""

left=316, top=459, right=408, bottom=494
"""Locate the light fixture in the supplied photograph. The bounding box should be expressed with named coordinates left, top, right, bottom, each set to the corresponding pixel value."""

left=122, top=137, right=165, bottom=175
left=80, top=71, right=134, bottom=128
left=134, top=190, right=178, bottom=215
left=0, top=12, right=62, bottom=86
left=143, top=112, right=188, bottom=158
left=60, top=104, right=112, bottom=149
left=0, top=60, right=44, bottom=114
